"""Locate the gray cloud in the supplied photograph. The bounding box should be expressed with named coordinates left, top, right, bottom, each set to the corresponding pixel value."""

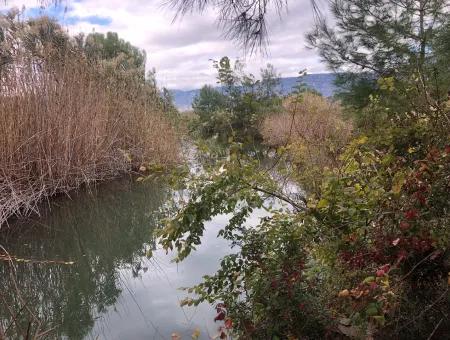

left=1, top=0, right=329, bottom=89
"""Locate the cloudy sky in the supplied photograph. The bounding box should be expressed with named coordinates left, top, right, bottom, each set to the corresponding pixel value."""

left=1, top=0, right=329, bottom=90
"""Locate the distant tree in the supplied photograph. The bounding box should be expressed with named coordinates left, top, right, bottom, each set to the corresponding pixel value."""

left=160, top=87, right=180, bottom=119
left=192, top=85, right=227, bottom=119
left=80, top=32, right=146, bottom=74
left=191, top=57, right=282, bottom=140
left=259, top=64, right=281, bottom=99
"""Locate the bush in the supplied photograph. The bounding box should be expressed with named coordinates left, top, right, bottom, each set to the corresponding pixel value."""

left=261, top=92, right=352, bottom=194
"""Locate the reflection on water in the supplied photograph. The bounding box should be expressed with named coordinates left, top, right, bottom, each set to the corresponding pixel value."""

left=0, top=178, right=237, bottom=339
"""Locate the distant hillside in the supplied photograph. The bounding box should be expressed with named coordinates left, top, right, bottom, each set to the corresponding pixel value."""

left=170, top=73, right=337, bottom=111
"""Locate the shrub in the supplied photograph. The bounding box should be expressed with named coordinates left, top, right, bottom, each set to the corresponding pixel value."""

left=261, top=92, right=352, bottom=194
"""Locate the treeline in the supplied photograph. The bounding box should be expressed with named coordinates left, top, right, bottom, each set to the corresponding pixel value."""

left=161, top=0, right=450, bottom=338
left=0, top=11, right=179, bottom=226
left=188, top=57, right=283, bottom=143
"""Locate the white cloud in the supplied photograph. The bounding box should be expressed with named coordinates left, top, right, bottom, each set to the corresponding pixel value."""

left=1, top=0, right=329, bottom=89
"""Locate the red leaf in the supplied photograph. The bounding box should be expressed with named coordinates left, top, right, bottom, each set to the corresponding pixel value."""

left=214, top=311, right=225, bottom=322
left=399, top=221, right=410, bottom=231
left=376, top=269, right=385, bottom=277
left=404, top=209, right=418, bottom=220
left=224, top=318, right=233, bottom=329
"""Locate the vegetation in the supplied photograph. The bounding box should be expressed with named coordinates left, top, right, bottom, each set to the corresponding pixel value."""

left=261, top=92, right=352, bottom=195
left=1, top=0, right=449, bottom=338
left=189, top=57, right=281, bottom=143
left=159, top=0, right=450, bottom=338
left=308, top=0, right=450, bottom=118
left=168, top=0, right=298, bottom=51
left=0, top=12, right=179, bottom=226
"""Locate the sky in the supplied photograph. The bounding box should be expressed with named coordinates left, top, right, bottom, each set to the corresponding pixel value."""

left=1, top=0, right=329, bottom=90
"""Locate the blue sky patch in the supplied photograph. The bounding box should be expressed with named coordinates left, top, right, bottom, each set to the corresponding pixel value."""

left=23, top=4, right=112, bottom=27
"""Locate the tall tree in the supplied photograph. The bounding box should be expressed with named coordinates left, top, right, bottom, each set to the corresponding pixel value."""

left=308, top=0, right=448, bottom=76
left=80, top=31, right=146, bottom=73
left=307, top=0, right=450, bottom=111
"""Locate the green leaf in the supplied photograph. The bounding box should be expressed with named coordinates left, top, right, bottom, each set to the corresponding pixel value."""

left=317, top=198, right=329, bottom=209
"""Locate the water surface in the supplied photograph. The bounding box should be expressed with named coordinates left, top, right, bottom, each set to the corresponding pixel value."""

left=0, top=177, right=257, bottom=339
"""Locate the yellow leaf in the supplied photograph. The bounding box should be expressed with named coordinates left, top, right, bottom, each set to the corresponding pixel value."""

left=391, top=172, right=406, bottom=194
left=191, top=328, right=201, bottom=339
left=356, top=135, right=368, bottom=145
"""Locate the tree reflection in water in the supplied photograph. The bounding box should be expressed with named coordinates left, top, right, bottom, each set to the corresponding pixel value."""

left=0, top=178, right=168, bottom=339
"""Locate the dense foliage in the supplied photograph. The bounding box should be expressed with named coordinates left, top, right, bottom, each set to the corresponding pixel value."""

left=309, top=0, right=450, bottom=117
left=159, top=0, right=450, bottom=338
left=190, top=57, right=282, bottom=142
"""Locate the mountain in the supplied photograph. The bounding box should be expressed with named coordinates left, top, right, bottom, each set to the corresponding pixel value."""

left=170, top=73, right=337, bottom=111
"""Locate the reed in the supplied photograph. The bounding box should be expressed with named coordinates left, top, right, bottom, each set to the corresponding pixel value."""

left=260, top=92, right=352, bottom=193
left=0, top=15, right=179, bottom=226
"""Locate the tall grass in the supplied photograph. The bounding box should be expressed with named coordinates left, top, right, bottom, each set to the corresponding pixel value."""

left=0, top=15, right=179, bottom=226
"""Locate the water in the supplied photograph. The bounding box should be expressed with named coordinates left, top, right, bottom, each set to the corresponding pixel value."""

left=0, top=177, right=266, bottom=339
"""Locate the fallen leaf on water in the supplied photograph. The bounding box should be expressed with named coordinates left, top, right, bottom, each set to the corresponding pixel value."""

left=192, top=327, right=200, bottom=339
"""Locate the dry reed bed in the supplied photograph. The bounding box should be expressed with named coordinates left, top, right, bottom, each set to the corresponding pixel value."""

left=0, top=43, right=179, bottom=227
left=260, top=92, right=352, bottom=193
left=260, top=92, right=351, bottom=150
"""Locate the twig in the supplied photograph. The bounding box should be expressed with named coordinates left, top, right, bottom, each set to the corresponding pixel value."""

left=426, top=318, right=444, bottom=340
left=399, top=251, right=437, bottom=282
left=396, top=288, right=448, bottom=333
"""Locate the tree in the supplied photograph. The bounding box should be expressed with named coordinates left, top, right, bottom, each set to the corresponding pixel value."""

left=160, top=87, right=180, bottom=119
left=308, top=0, right=450, bottom=110
left=192, top=85, right=227, bottom=120
left=169, top=0, right=313, bottom=52
left=259, top=63, right=281, bottom=100
left=190, top=57, right=282, bottom=141
left=79, top=31, right=146, bottom=76
left=308, top=0, right=448, bottom=75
